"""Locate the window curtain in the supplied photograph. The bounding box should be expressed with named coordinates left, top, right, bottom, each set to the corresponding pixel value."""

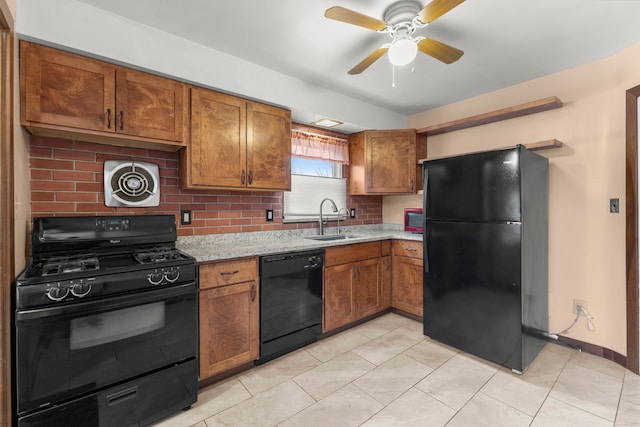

left=291, top=129, right=349, bottom=164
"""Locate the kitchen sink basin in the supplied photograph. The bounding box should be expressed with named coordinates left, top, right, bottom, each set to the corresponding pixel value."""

left=305, top=234, right=358, bottom=241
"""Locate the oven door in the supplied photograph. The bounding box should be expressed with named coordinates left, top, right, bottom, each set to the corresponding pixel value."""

left=15, top=282, right=197, bottom=415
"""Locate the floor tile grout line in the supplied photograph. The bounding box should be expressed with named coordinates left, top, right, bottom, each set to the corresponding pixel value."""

left=545, top=353, right=622, bottom=424
left=527, top=351, right=572, bottom=422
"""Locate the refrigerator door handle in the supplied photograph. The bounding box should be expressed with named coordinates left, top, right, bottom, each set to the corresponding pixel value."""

left=423, top=168, right=429, bottom=217
left=423, top=167, right=430, bottom=273
left=424, top=224, right=430, bottom=273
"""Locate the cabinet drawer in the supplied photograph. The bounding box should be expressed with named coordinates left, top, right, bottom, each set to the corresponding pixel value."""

left=392, top=240, right=423, bottom=259
left=199, top=257, right=258, bottom=289
left=325, top=242, right=382, bottom=267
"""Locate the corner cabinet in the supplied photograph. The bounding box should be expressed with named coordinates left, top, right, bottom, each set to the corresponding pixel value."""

left=198, top=257, right=259, bottom=381
left=348, top=129, right=417, bottom=195
left=180, top=87, right=291, bottom=191
left=323, top=241, right=391, bottom=332
left=20, top=41, right=186, bottom=150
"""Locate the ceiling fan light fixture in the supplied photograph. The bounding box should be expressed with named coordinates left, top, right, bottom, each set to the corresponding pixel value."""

left=388, top=38, right=417, bottom=66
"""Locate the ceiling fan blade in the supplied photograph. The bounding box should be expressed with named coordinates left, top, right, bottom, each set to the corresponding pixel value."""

left=417, top=0, right=465, bottom=24
left=348, top=47, right=389, bottom=75
left=417, top=38, right=463, bottom=64
left=325, top=6, right=388, bottom=31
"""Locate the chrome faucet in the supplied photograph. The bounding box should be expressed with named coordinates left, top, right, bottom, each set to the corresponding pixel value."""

left=319, top=198, right=338, bottom=235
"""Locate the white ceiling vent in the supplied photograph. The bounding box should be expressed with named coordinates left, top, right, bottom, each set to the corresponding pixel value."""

left=104, top=160, right=160, bottom=207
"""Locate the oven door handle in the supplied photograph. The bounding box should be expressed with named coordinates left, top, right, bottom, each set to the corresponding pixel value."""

left=107, top=386, right=138, bottom=407
left=15, top=282, right=197, bottom=323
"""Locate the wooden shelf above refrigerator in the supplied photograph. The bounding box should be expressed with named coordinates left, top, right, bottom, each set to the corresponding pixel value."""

left=417, top=96, right=563, bottom=136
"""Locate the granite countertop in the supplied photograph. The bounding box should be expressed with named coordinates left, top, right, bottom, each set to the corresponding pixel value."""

left=177, top=224, right=423, bottom=263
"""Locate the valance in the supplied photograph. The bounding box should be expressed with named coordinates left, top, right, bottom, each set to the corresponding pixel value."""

left=291, top=130, right=349, bottom=164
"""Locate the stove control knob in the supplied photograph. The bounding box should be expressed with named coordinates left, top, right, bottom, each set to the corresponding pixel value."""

left=164, top=268, right=180, bottom=283
left=148, top=270, right=164, bottom=285
left=46, top=284, right=69, bottom=301
left=71, top=281, right=92, bottom=298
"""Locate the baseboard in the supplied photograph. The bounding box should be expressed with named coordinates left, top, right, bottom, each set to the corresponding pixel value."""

left=558, top=335, right=627, bottom=368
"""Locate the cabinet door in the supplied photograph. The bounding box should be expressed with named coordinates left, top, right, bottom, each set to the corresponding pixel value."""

left=366, top=130, right=416, bottom=193
left=115, top=69, right=185, bottom=142
left=246, top=102, right=291, bottom=190
left=21, top=41, right=116, bottom=132
left=392, top=256, right=424, bottom=317
left=199, top=281, right=258, bottom=380
left=189, top=88, right=247, bottom=188
left=323, top=264, right=355, bottom=332
left=354, top=258, right=382, bottom=319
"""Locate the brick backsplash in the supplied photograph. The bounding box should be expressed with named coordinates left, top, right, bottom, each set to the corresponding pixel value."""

left=28, top=136, right=383, bottom=236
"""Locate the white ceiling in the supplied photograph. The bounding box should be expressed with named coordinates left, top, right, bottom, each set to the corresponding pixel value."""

left=75, top=0, right=640, bottom=117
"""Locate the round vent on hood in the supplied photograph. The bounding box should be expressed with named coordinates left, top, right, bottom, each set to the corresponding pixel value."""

left=104, top=161, right=160, bottom=207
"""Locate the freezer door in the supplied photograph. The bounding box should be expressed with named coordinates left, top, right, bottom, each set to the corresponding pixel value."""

left=423, top=221, right=523, bottom=370
left=424, top=147, right=521, bottom=222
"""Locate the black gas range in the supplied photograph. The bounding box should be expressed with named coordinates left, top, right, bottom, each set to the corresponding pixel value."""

left=16, top=216, right=197, bottom=310
left=13, top=215, right=198, bottom=427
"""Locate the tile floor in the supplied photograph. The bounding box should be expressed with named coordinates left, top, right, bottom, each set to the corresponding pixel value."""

left=155, top=313, right=640, bottom=427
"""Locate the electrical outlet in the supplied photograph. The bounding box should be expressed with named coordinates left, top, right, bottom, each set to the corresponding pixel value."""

left=573, top=298, right=587, bottom=314
left=180, top=210, right=192, bottom=225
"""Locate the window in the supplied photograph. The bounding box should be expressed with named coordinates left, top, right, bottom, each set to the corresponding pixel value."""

left=283, top=129, right=349, bottom=223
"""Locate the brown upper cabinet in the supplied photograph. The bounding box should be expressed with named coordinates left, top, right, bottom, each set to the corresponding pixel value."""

left=20, top=41, right=186, bottom=150
left=348, top=129, right=417, bottom=195
left=180, top=87, right=291, bottom=191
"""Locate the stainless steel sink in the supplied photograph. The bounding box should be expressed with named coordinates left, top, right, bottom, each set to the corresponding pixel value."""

left=305, top=234, right=358, bottom=241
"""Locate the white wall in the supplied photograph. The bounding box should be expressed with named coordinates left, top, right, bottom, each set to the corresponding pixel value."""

left=14, top=0, right=407, bottom=133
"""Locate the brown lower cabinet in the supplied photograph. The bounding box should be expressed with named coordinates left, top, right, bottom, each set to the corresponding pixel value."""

left=392, top=240, right=424, bottom=317
left=197, top=239, right=421, bottom=379
left=198, top=257, right=259, bottom=380
left=323, top=241, right=391, bottom=332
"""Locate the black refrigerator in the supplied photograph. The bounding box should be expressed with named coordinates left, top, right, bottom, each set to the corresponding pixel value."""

left=422, top=146, right=548, bottom=372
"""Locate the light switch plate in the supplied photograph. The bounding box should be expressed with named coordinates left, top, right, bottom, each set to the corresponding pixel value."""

left=266, top=209, right=274, bottom=222
left=610, top=198, right=619, bottom=213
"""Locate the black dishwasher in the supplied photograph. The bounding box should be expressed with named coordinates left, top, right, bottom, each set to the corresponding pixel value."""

left=258, top=250, right=323, bottom=364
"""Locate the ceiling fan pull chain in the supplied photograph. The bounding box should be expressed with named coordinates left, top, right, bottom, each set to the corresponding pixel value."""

left=392, top=64, right=396, bottom=87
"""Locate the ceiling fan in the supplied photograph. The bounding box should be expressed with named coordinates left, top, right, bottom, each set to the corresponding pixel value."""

left=324, top=0, right=465, bottom=75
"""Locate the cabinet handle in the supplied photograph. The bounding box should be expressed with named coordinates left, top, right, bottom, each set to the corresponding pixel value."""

left=248, top=169, right=253, bottom=185
left=410, top=179, right=414, bottom=191
left=106, top=108, right=112, bottom=129
left=406, top=248, right=417, bottom=252
left=220, top=270, right=239, bottom=276
left=119, top=110, right=124, bottom=130
left=250, top=284, right=256, bottom=302
left=241, top=169, right=246, bottom=185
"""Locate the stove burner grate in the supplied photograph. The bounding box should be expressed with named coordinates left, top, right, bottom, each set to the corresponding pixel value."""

left=134, top=247, right=183, bottom=264
left=41, top=253, right=100, bottom=277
